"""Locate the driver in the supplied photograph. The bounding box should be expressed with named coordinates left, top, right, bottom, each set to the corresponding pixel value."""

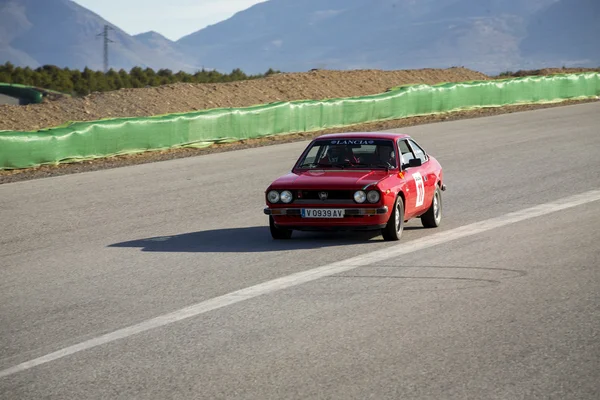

left=324, top=144, right=359, bottom=164
left=378, top=145, right=396, bottom=167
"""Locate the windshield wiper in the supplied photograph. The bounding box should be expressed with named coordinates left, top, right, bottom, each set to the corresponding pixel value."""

left=342, top=162, right=393, bottom=170
left=371, top=163, right=393, bottom=170
left=298, top=162, right=344, bottom=169
left=330, top=163, right=347, bottom=169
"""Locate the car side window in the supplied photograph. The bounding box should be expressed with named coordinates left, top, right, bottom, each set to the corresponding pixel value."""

left=398, top=140, right=415, bottom=164
left=408, top=139, right=428, bottom=163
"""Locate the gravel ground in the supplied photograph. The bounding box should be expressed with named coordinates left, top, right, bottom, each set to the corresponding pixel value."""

left=3, top=67, right=597, bottom=133
left=0, top=68, right=488, bottom=132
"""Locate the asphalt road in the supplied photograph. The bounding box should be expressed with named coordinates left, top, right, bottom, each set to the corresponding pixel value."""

left=1, top=103, right=599, bottom=399
left=0, top=94, right=19, bottom=106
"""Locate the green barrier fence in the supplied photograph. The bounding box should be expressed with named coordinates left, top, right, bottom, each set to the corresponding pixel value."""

left=0, top=83, right=44, bottom=104
left=1, top=73, right=598, bottom=169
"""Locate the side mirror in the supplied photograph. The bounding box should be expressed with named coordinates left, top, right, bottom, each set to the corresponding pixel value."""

left=408, top=158, right=422, bottom=168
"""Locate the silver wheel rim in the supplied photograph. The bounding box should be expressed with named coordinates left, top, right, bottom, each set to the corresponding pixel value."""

left=433, top=192, right=441, bottom=222
left=395, top=203, right=401, bottom=232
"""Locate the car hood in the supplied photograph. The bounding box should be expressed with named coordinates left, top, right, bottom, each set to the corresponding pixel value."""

left=270, top=170, right=391, bottom=189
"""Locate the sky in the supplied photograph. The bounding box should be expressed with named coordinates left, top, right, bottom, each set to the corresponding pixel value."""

left=72, top=0, right=268, bottom=41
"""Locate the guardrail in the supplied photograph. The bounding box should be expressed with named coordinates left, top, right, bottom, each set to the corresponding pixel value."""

left=1, top=73, right=598, bottom=170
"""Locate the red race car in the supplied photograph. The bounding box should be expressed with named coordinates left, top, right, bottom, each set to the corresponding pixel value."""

left=264, top=132, right=446, bottom=240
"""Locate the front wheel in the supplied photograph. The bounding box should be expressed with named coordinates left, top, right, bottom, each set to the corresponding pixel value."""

left=269, top=216, right=292, bottom=239
left=382, top=196, right=404, bottom=241
left=421, top=186, right=442, bottom=228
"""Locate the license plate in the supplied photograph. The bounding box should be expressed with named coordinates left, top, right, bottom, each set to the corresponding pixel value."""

left=301, top=209, right=344, bottom=218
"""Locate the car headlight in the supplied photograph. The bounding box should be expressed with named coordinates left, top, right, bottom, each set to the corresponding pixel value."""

left=267, top=190, right=280, bottom=203
left=354, top=190, right=366, bottom=203
left=367, top=190, right=380, bottom=203
left=280, top=190, right=293, bottom=204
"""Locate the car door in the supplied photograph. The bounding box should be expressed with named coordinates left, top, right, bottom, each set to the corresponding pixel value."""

left=408, top=139, right=436, bottom=209
left=397, top=139, right=428, bottom=218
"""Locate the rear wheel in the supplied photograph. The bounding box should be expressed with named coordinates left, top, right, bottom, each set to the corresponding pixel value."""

left=269, top=216, right=292, bottom=239
left=382, top=196, right=404, bottom=241
left=421, top=186, right=442, bottom=228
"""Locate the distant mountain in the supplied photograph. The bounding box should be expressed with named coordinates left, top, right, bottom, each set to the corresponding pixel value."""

left=134, top=31, right=175, bottom=49
left=0, top=0, right=201, bottom=72
left=132, top=30, right=204, bottom=70
left=1, top=0, right=597, bottom=75
left=177, top=0, right=597, bottom=74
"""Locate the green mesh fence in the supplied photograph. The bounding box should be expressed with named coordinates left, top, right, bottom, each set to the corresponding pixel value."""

left=1, top=73, right=598, bottom=169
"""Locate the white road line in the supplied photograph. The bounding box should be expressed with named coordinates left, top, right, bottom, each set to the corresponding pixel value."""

left=2, top=189, right=600, bottom=379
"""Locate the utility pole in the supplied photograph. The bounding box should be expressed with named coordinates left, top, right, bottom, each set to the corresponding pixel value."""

left=97, top=25, right=114, bottom=73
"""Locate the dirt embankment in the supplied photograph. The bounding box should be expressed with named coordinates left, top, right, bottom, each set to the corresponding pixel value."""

left=505, top=67, right=600, bottom=77
left=0, top=67, right=489, bottom=132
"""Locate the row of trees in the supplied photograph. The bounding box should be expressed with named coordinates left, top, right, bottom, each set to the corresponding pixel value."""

left=0, top=62, right=279, bottom=96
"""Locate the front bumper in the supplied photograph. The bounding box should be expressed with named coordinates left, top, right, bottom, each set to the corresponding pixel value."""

left=264, top=206, right=390, bottom=231
left=264, top=206, right=388, bottom=216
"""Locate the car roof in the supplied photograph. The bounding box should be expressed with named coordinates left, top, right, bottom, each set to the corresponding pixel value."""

left=314, top=132, right=410, bottom=141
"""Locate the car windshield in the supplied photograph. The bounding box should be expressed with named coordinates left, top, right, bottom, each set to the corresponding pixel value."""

left=296, top=139, right=397, bottom=169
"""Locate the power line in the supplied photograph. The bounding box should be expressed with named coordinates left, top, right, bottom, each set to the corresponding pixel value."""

left=97, top=25, right=114, bottom=73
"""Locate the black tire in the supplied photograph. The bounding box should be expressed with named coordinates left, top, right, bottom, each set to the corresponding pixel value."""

left=382, top=196, right=404, bottom=241
left=421, top=186, right=442, bottom=228
left=269, top=216, right=292, bottom=239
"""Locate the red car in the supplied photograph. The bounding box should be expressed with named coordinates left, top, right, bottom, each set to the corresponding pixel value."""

left=264, top=132, right=446, bottom=240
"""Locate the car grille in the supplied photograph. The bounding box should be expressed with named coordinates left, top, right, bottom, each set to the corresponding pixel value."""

left=298, top=190, right=353, bottom=200
left=291, top=190, right=356, bottom=204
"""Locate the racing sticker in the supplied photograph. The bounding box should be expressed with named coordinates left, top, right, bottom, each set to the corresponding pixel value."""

left=412, top=172, right=425, bottom=207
